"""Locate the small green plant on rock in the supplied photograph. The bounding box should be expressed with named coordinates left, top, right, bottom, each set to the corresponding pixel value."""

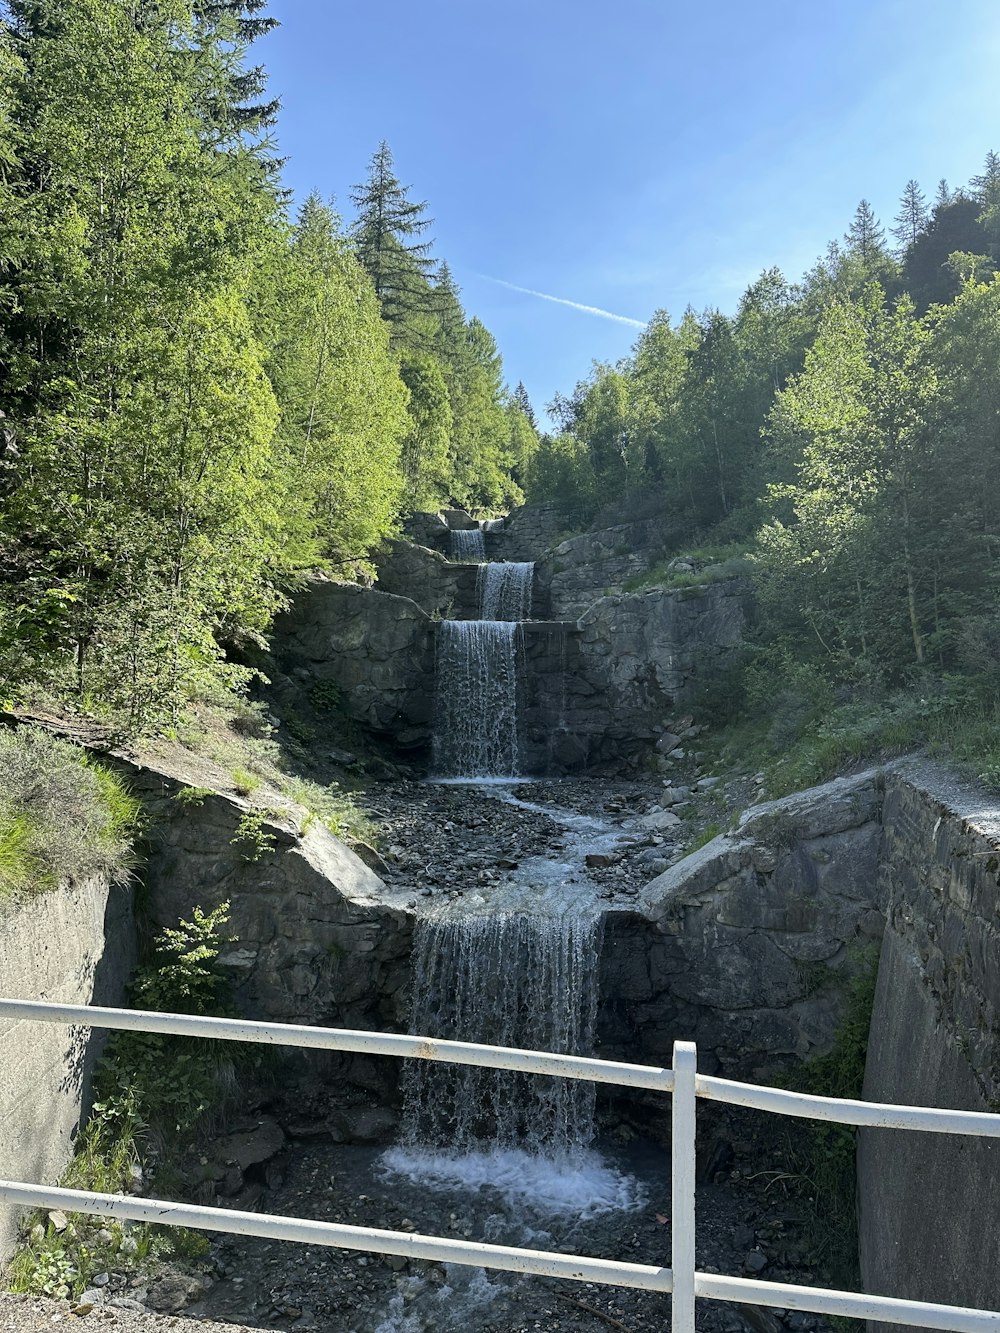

left=231, top=808, right=277, bottom=861
left=308, top=679, right=343, bottom=714
left=173, top=785, right=213, bottom=806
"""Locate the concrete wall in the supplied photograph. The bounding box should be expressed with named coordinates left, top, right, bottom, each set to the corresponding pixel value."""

left=859, top=766, right=1000, bottom=1328
left=0, top=876, right=136, bottom=1262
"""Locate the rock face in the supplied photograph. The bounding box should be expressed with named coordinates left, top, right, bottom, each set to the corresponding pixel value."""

left=598, top=771, right=885, bottom=1078
left=274, top=580, right=434, bottom=744
left=0, top=874, right=137, bottom=1262
left=490, top=504, right=569, bottom=563
left=574, top=583, right=747, bottom=756
left=374, top=539, right=480, bottom=619
left=270, top=512, right=747, bottom=775
left=119, top=758, right=414, bottom=1035
left=535, top=516, right=678, bottom=619
left=858, top=764, right=1000, bottom=1329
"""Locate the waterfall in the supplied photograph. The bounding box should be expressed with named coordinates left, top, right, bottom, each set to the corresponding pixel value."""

left=478, top=561, right=534, bottom=621
left=448, top=527, right=486, bottom=561
left=399, top=910, right=600, bottom=1157
left=384, top=899, right=642, bottom=1216
left=433, top=621, right=519, bottom=778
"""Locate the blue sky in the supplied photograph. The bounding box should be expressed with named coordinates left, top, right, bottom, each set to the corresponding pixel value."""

left=264, top=0, right=1000, bottom=424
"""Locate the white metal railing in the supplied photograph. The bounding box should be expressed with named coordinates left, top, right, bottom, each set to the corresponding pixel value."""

left=1, top=997, right=999, bottom=1332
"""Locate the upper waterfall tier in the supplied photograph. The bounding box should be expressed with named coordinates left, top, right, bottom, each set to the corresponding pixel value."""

left=448, top=527, right=486, bottom=561
left=478, top=561, right=534, bottom=621
left=432, top=620, right=520, bottom=778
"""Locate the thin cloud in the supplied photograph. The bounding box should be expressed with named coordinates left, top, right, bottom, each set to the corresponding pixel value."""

left=478, top=274, right=646, bottom=328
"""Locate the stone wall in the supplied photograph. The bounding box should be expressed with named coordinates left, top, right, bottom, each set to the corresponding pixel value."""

left=491, top=504, right=570, bottom=562
left=859, top=765, right=1000, bottom=1328
left=598, top=771, right=886, bottom=1080
left=375, top=539, right=480, bottom=619
left=116, top=758, right=414, bottom=1037
left=535, top=517, right=679, bottom=619
left=572, top=581, right=747, bottom=764
left=274, top=580, right=434, bottom=747
left=0, top=876, right=137, bottom=1262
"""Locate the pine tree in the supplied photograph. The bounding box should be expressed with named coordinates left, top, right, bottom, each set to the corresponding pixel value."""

left=350, top=141, right=436, bottom=332
left=891, top=179, right=929, bottom=252
left=970, top=150, right=1000, bottom=204
left=513, top=382, right=537, bottom=429
left=935, top=178, right=955, bottom=208
left=971, top=150, right=1000, bottom=252
left=193, top=1, right=280, bottom=132
left=846, top=199, right=886, bottom=268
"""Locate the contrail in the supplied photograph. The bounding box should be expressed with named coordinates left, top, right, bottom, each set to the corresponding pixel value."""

left=478, top=275, right=646, bottom=328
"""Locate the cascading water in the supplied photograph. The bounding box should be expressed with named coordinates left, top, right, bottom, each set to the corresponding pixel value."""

left=383, top=902, right=641, bottom=1217
left=478, top=561, right=534, bottom=621
left=396, top=521, right=643, bottom=1223
left=432, top=621, right=520, bottom=778
left=400, top=910, right=599, bottom=1156
left=448, top=527, right=486, bottom=561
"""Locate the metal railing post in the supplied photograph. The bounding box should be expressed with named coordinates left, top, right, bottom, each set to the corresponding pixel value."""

left=672, top=1039, right=698, bottom=1333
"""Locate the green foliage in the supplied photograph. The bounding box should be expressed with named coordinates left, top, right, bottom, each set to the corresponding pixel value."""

left=0, top=24, right=525, bottom=734
left=173, top=785, right=214, bottom=806
left=280, top=776, right=377, bottom=845
left=230, top=808, right=277, bottom=861
left=230, top=766, right=261, bottom=797
left=0, top=727, right=140, bottom=897
left=684, top=821, right=723, bottom=854
left=623, top=544, right=752, bottom=592
left=308, top=678, right=344, bottom=714
left=95, top=902, right=245, bottom=1139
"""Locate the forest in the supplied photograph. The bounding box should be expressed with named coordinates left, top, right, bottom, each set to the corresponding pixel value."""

left=527, top=165, right=1000, bottom=784
left=2, top=0, right=1000, bottom=780
left=0, top=0, right=539, bottom=734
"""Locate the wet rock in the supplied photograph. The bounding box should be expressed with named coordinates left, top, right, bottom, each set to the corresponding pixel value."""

left=585, top=853, right=616, bottom=868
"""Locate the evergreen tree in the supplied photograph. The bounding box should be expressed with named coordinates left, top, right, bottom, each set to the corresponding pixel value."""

left=846, top=199, right=887, bottom=270
left=513, top=381, right=537, bottom=429
left=0, top=0, right=285, bottom=726
left=971, top=150, right=1000, bottom=252
left=350, top=140, right=435, bottom=334
left=892, top=179, right=930, bottom=253
left=901, top=197, right=985, bottom=309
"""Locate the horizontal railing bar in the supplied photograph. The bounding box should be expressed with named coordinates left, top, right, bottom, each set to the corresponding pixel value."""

left=3, top=1182, right=998, bottom=1330
left=0, top=1182, right=673, bottom=1293
left=0, top=999, right=675, bottom=1093
left=697, top=1074, right=1000, bottom=1137
left=696, top=1272, right=1000, bottom=1332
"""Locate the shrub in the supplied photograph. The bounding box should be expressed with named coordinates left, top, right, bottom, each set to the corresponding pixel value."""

left=0, top=727, right=140, bottom=898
